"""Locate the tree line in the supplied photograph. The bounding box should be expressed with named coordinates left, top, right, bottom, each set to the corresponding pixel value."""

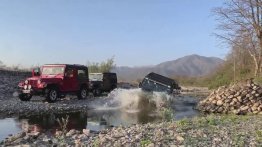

left=177, top=0, right=262, bottom=89
left=214, top=0, right=262, bottom=77
left=87, top=57, right=115, bottom=73
left=0, top=58, right=116, bottom=73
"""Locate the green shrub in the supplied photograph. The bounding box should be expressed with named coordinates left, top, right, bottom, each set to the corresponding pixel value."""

left=140, top=139, right=152, bottom=147
left=255, top=130, right=262, bottom=144
left=87, top=57, right=115, bottom=73
left=160, top=108, right=174, bottom=122
left=176, top=119, right=190, bottom=128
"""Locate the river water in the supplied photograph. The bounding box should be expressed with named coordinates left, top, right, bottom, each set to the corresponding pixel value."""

left=0, top=89, right=200, bottom=141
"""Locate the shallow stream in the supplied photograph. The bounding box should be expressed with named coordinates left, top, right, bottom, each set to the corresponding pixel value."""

left=0, top=89, right=200, bottom=141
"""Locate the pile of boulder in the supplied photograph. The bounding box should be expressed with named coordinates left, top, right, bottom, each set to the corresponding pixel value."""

left=197, top=80, right=262, bottom=115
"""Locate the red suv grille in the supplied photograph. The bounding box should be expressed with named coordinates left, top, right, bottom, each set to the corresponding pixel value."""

left=29, top=80, right=38, bottom=87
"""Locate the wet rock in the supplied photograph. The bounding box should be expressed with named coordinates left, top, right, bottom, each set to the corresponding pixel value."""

left=27, top=132, right=40, bottom=138
left=66, top=129, right=78, bottom=137
left=147, top=143, right=155, bottom=147
left=5, top=132, right=26, bottom=142
left=216, top=100, right=223, bottom=106
left=83, top=129, right=90, bottom=136
left=240, top=106, right=249, bottom=111
left=237, top=96, right=242, bottom=102
left=176, top=135, right=184, bottom=142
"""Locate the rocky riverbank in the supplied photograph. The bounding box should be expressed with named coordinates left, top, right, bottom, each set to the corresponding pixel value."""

left=197, top=80, right=262, bottom=115
left=1, top=115, right=261, bottom=146
left=0, top=69, right=29, bottom=100
left=0, top=97, right=93, bottom=118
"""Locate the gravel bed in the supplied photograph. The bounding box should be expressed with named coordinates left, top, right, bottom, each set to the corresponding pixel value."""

left=1, top=115, right=261, bottom=146
left=0, top=97, right=93, bottom=118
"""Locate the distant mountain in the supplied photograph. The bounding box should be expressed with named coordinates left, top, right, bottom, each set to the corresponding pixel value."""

left=113, top=54, right=224, bottom=82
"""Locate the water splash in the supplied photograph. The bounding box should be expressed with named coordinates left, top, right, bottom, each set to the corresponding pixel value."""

left=90, top=88, right=173, bottom=111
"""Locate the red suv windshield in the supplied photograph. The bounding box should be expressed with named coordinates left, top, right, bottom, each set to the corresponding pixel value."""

left=42, top=66, right=65, bottom=75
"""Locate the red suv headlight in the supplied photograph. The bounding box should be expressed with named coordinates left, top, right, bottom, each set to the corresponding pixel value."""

left=37, top=80, right=41, bottom=85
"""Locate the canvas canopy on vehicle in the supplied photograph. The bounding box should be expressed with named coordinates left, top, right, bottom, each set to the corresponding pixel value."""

left=139, top=72, right=180, bottom=94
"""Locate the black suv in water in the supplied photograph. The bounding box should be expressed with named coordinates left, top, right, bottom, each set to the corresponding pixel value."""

left=89, top=72, right=117, bottom=96
left=139, top=72, right=180, bottom=94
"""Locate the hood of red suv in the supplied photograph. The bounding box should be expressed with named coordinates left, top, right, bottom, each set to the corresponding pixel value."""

left=24, top=75, right=63, bottom=87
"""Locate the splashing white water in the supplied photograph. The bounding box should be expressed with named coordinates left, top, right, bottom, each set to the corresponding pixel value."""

left=107, top=88, right=173, bottom=110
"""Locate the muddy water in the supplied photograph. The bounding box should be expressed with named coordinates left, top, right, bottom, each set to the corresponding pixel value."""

left=0, top=89, right=200, bottom=141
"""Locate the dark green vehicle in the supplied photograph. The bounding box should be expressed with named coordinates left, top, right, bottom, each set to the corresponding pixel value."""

left=89, top=72, right=117, bottom=96
left=139, top=72, right=181, bottom=94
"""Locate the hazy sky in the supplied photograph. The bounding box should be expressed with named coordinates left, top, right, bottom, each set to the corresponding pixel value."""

left=0, top=0, right=228, bottom=67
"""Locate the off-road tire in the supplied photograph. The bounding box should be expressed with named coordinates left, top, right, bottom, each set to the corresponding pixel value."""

left=46, top=88, right=59, bottom=103
left=112, top=84, right=117, bottom=90
left=19, top=94, right=32, bottom=101
left=77, top=87, right=88, bottom=99
left=93, top=88, right=102, bottom=97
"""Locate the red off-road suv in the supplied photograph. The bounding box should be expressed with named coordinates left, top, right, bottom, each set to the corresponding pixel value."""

left=18, top=64, right=89, bottom=102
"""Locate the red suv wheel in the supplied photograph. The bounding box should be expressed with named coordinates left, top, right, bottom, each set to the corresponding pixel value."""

left=19, top=94, right=32, bottom=101
left=46, top=88, right=58, bottom=102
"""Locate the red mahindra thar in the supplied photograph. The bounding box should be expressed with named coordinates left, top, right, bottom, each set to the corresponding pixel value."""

left=18, top=64, right=89, bottom=102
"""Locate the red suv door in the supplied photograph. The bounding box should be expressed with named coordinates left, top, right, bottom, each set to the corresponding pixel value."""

left=62, top=68, right=79, bottom=92
left=71, top=69, right=79, bottom=91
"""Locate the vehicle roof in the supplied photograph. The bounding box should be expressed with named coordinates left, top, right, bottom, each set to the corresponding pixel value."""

left=103, top=72, right=116, bottom=74
left=43, top=64, right=88, bottom=69
left=89, top=73, right=103, bottom=75
left=145, top=72, right=176, bottom=86
left=89, top=72, right=116, bottom=74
